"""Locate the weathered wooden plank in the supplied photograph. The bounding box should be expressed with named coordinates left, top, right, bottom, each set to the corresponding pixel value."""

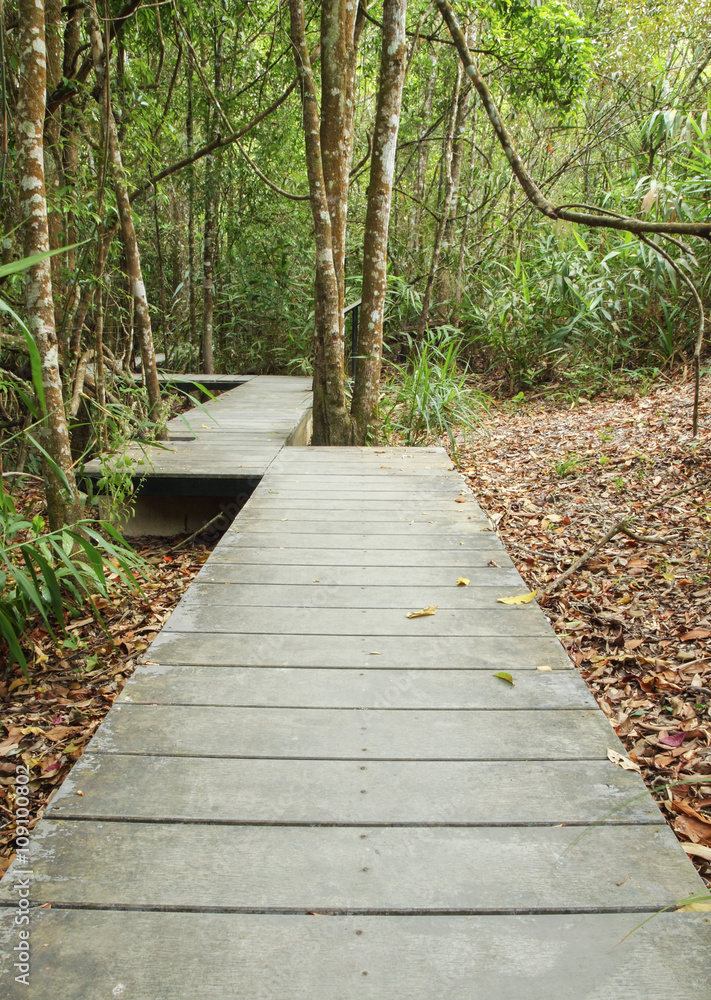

left=225, top=520, right=492, bottom=536
left=146, top=631, right=571, bottom=668
left=162, top=604, right=549, bottom=638
left=49, top=755, right=657, bottom=824
left=257, top=479, right=463, bottom=493
left=90, top=705, right=617, bottom=759
left=179, top=583, right=545, bottom=610
left=2, top=910, right=708, bottom=1000
left=196, top=563, right=522, bottom=587
left=237, top=498, right=483, bottom=511
left=119, top=665, right=588, bottom=708
left=2, top=822, right=701, bottom=910
left=218, top=532, right=494, bottom=549
left=236, top=507, right=487, bottom=522
left=206, top=546, right=513, bottom=567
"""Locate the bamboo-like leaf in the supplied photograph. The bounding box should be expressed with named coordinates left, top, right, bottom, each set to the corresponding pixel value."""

left=0, top=605, right=28, bottom=674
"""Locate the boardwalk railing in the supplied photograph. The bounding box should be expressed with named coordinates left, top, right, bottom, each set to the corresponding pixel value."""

left=344, top=299, right=361, bottom=379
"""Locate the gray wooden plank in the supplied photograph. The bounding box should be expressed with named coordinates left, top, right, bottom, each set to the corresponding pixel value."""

left=225, top=520, right=492, bottom=535
left=256, top=488, right=468, bottom=496
left=162, top=605, right=550, bottom=638
left=196, top=563, right=523, bottom=587
left=1, top=822, right=701, bottom=910
left=237, top=498, right=483, bottom=511
left=146, top=631, right=571, bottom=668
left=48, top=755, right=658, bottom=824
left=2, top=910, right=709, bottom=1000
left=118, top=665, right=591, bottom=708
left=90, top=705, right=617, bottom=759
left=217, top=532, right=494, bottom=549
left=179, top=583, right=531, bottom=610
left=236, top=508, right=488, bottom=522
left=206, top=546, right=513, bottom=567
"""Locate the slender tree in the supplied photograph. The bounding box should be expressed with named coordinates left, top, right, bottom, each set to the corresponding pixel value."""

left=351, top=0, right=408, bottom=443
left=16, top=0, right=82, bottom=528
left=85, top=0, right=165, bottom=436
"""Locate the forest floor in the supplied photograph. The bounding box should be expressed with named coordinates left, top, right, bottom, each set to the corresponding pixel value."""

left=458, top=370, right=711, bottom=887
left=1, top=370, right=709, bottom=890
left=0, top=524, right=210, bottom=877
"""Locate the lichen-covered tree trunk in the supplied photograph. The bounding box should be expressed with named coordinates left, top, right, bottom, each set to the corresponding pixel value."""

left=320, top=0, right=364, bottom=315
left=17, top=0, right=82, bottom=528
left=350, top=0, right=408, bottom=444
left=202, top=20, right=224, bottom=375
left=202, top=162, right=216, bottom=374
left=289, top=0, right=350, bottom=445
left=417, top=58, right=462, bottom=335
left=85, top=0, right=165, bottom=437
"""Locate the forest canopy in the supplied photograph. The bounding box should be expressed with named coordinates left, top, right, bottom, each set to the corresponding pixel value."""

left=0, top=0, right=709, bottom=510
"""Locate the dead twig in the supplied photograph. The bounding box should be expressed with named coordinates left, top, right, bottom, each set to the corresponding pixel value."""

left=541, top=476, right=711, bottom=597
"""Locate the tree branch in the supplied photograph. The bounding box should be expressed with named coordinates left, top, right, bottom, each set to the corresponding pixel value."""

left=435, top=0, right=711, bottom=241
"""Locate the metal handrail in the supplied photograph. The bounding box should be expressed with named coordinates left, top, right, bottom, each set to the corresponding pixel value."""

left=344, top=299, right=361, bottom=379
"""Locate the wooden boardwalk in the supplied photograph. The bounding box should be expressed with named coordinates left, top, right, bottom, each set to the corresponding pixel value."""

left=83, top=374, right=313, bottom=485
left=2, top=445, right=710, bottom=997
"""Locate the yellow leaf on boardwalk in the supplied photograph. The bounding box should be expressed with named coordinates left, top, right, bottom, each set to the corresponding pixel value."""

left=456, top=577, right=470, bottom=587
left=406, top=605, right=438, bottom=619
left=497, top=590, right=537, bottom=605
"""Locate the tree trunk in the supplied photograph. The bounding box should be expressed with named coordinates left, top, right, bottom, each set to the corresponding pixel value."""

left=187, top=67, right=198, bottom=365
left=319, top=0, right=363, bottom=314
left=85, top=0, right=165, bottom=436
left=289, top=0, right=350, bottom=445
left=417, top=59, right=462, bottom=336
left=351, top=0, right=408, bottom=444
left=17, top=0, right=82, bottom=529
left=408, top=51, right=438, bottom=270
left=202, top=18, right=223, bottom=375
left=44, top=0, right=63, bottom=330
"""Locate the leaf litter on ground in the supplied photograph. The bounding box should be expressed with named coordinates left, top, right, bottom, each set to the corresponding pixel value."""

left=454, top=372, right=711, bottom=886
left=0, top=516, right=212, bottom=877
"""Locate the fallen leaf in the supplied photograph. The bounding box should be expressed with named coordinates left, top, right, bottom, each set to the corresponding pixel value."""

left=659, top=732, right=686, bottom=747
left=497, top=590, right=537, bottom=605
left=494, top=671, right=515, bottom=685
left=536, top=665, right=553, bottom=671
left=607, top=748, right=641, bottom=772
left=455, top=497, right=466, bottom=503
left=679, top=901, right=711, bottom=911
left=43, top=726, right=81, bottom=743
left=681, top=843, right=711, bottom=862
left=456, top=577, right=470, bottom=587
left=680, top=628, right=711, bottom=641
left=406, top=606, right=438, bottom=619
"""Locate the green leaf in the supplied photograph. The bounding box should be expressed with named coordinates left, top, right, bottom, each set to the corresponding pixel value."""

left=494, top=671, right=515, bottom=686
left=0, top=242, right=86, bottom=281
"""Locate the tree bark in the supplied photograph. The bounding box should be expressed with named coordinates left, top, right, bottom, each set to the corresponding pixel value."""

left=351, top=0, right=408, bottom=444
left=202, top=18, right=224, bottom=375
left=85, top=0, right=165, bottom=436
left=289, top=0, right=350, bottom=445
left=16, top=0, right=82, bottom=528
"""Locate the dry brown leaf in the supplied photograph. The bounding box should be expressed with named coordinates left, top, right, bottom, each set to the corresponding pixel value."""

left=406, top=606, right=438, bottom=619
left=456, top=577, right=470, bottom=587
left=607, top=748, right=641, bottom=773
